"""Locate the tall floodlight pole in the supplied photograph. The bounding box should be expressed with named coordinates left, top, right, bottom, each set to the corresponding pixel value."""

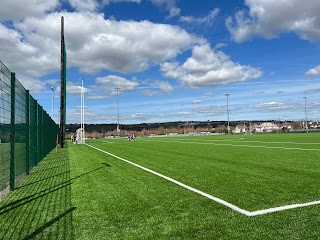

left=50, top=86, right=54, bottom=119
left=114, top=87, right=121, bottom=137
left=303, top=96, right=308, bottom=133
left=224, top=93, right=231, bottom=135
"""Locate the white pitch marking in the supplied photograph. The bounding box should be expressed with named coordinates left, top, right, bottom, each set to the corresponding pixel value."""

left=85, top=143, right=320, bottom=216
left=228, top=139, right=320, bottom=145
left=249, top=200, right=320, bottom=216
left=140, top=138, right=320, bottom=145
left=141, top=139, right=320, bottom=152
left=231, top=140, right=320, bottom=145
left=102, top=141, right=115, bottom=144
left=85, top=143, right=252, bottom=216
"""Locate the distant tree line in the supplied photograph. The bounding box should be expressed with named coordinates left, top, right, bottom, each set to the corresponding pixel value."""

left=67, top=120, right=313, bottom=139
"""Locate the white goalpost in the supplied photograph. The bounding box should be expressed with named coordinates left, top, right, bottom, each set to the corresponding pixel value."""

left=76, top=79, right=85, bottom=144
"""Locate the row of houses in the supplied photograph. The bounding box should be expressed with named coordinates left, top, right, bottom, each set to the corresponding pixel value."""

left=235, top=122, right=280, bottom=134
left=234, top=121, right=320, bottom=134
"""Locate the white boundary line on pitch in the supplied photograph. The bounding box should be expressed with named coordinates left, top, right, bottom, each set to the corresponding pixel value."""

left=85, top=143, right=320, bottom=216
left=148, top=138, right=320, bottom=145
left=231, top=140, right=320, bottom=145
left=140, top=139, right=320, bottom=152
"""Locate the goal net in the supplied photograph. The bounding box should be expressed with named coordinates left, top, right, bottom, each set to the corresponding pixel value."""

left=76, top=128, right=85, bottom=144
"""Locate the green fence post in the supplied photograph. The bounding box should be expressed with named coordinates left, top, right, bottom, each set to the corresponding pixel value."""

left=26, top=90, right=30, bottom=175
left=39, top=106, right=43, bottom=161
left=35, top=100, right=38, bottom=165
left=10, top=72, right=16, bottom=191
left=44, top=112, right=47, bottom=155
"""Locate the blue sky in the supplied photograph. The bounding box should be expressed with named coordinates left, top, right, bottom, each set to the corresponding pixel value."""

left=1, top=0, right=320, bottom=124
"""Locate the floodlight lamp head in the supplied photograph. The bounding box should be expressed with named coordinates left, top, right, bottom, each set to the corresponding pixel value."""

left=50, top=86, right=54, bottom=91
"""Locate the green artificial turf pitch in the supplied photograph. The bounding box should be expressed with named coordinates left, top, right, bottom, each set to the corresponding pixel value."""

left=0, top=133, right=319, bottom=239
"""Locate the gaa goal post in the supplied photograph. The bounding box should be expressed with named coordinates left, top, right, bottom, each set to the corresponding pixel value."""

left=76, top=128, right=85, bottom=144
left=76, top=79, right=85, bottom=144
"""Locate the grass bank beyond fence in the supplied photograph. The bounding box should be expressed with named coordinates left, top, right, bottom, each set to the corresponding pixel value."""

left=0, top=60, right=59, bottom=198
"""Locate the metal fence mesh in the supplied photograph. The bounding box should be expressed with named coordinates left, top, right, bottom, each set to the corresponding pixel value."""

left=0, top=60, right=59, bottom=198
left=15, top=80, right=27, bottom=179
left=0, top=63, right=11, bottom=195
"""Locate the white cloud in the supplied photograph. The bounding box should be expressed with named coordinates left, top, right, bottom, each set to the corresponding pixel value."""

left=68, top=0, right=142, bottom=12
left=305, top=65, right=320, bottom=77
left=150, top=0, right=180, bottom=18
left=0, top=0, right=59, bottom=21
left=11, top=76, right=60, bottom=94
left=68, top=0, right=100, bottom=12
left=251, top=102, right=298, bottom=111
left=192, top=100, right=202, bottom=104
left=79, top=111, right=195, bottom=123
left=215, top=43, right=228, bottom=49
left=67, top=0, right=178, bottom=16
left=180, top=8, right=220, bottom=25
left=161, top=44, right=262, bottom=87
left=108, top=0, right=142, bottom=3
left=69, top=110, right=195, bottom=123
left=67, top=109, right=98, bottom=123
left=87, top=94, right=108, bottom=100
left=139, top=90, right=158, bottom=96
left=16, top=76, right=48, bottom=93
left=158, top=111, right=194, bottom=119
left=96, top=75, right=138, bottom=90
left=79, top=75, right=138, bottom=99
left=158, top=81, right=173, bottom=92
left=140, top=80, right=173, bottom=96
left=192, top=104, right=240, bottom=117
left=0, top=11, right=198, bottom=89
left=203, top=91, right=217, bottom=97
left=313, top=101, right=320, bottom=106
left=125, top=111, right=195, bottom=122
left=13, top=12, right=197, bottom=75
left=95, top=75, right=139, bottom=93
left=130, top=112, right=153, bottom=121
left=0, top=23, right=57, bottom=79
left=305, top=88, right=320, bottom=94
left=67, top=82, right=91, bottom=94
left=193, top=105, right=227, bottom=115
left=226, top=0, right=320, bottom=43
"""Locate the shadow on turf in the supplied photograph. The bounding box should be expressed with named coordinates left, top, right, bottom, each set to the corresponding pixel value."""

left=23, top=207, right=76, bottom=240
left=101, top=162, right=110, bottom=167
left=15, top=163, right=109, bottom=190
left=0, top=182, right=72, bottom=215
left=70, top=164, right=110, bottom=182
left=14, top=170, right=71, bottom=189
left=0, top=164, right=108, bottom=215
left=0, top=145, right=76, bottom=240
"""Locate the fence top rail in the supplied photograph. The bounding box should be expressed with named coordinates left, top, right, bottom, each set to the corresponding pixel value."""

left=0, top=61, right=27, bottom=95
left=0, top=61, right=11, bottom=79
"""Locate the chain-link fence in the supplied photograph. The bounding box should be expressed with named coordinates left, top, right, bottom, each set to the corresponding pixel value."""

left=0, top=60, right=59, bottom=198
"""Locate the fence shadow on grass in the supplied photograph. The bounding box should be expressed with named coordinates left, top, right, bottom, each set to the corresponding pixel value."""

left=0, top=146, right=75, bottom=240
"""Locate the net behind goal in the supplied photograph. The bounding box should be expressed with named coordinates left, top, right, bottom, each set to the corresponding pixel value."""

left=76, top=128, right=85, bottom=144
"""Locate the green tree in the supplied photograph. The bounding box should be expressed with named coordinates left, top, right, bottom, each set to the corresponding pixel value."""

left=156, top=126, right=166, bottom=135
left=292, top=121, right=301, bottom=130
